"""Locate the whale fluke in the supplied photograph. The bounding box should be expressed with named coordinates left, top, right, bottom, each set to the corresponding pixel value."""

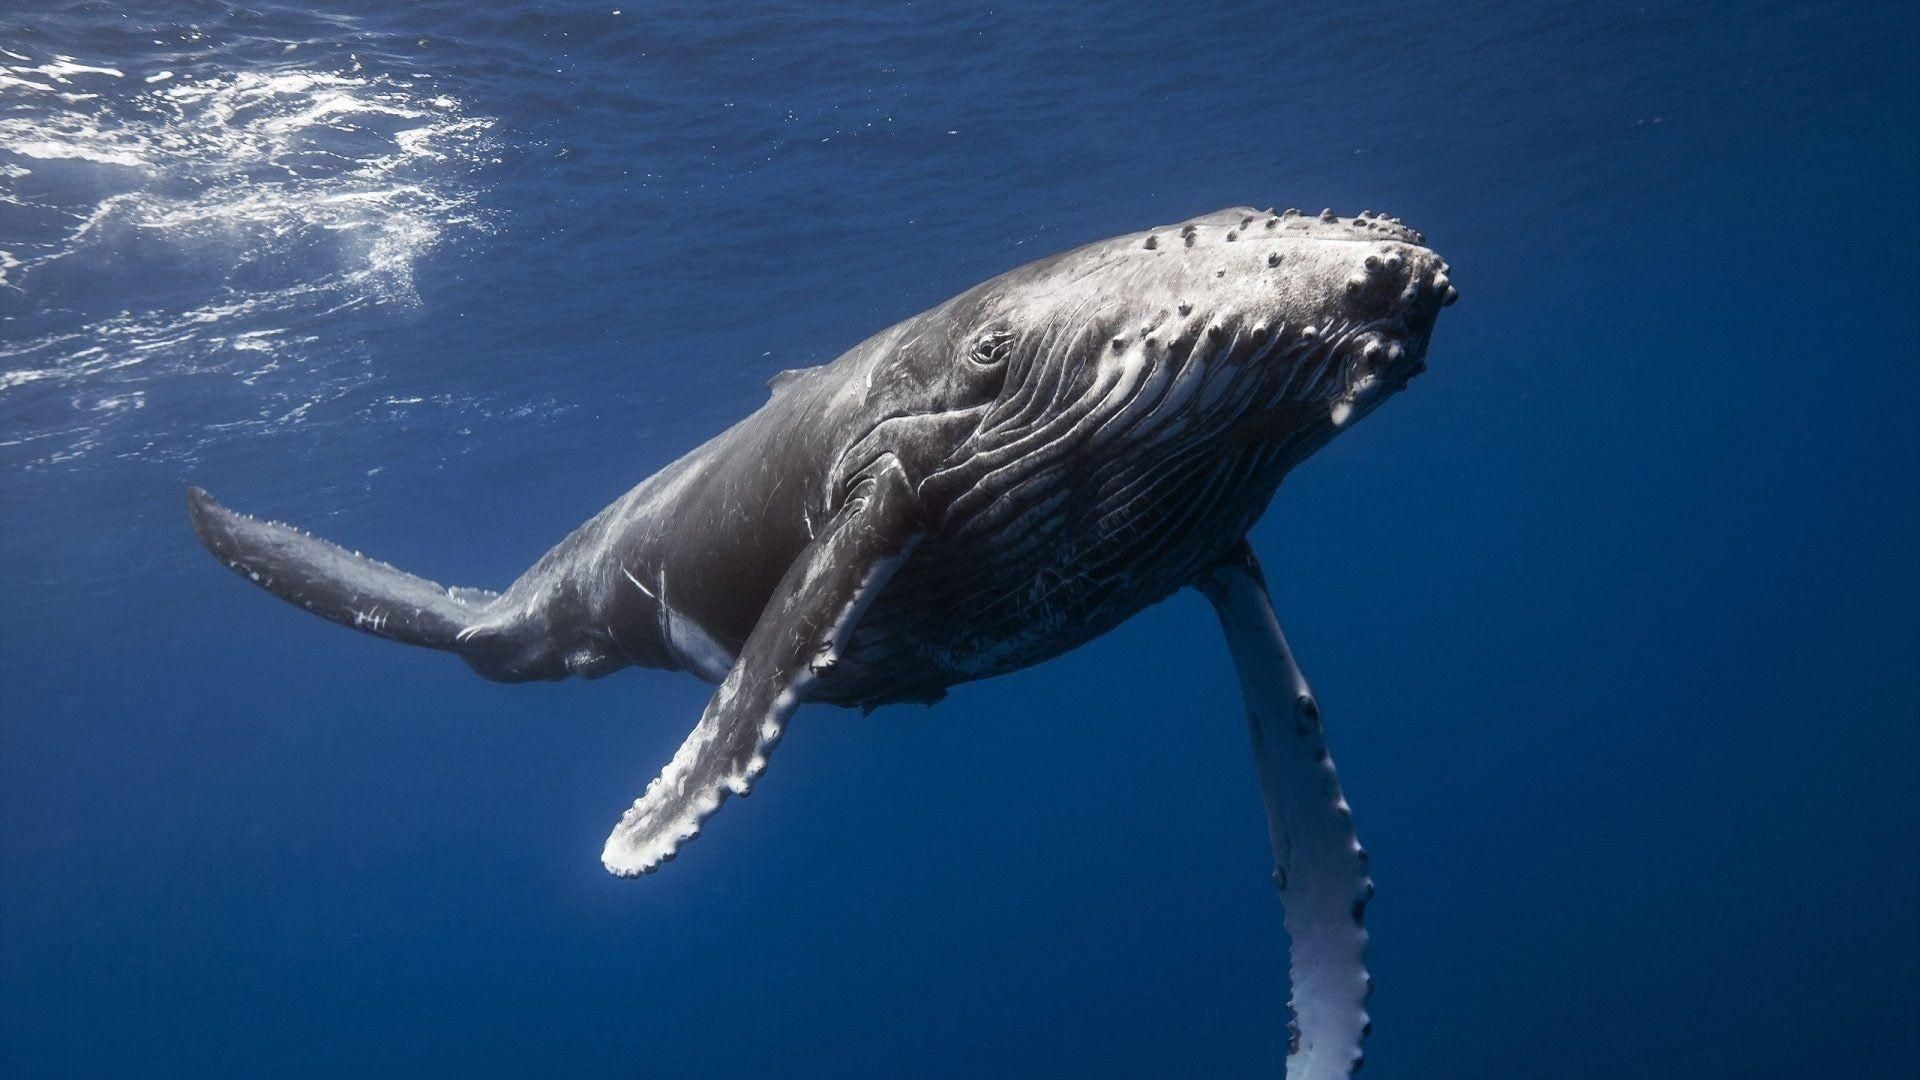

left=186, top=486, right=498, bottom=661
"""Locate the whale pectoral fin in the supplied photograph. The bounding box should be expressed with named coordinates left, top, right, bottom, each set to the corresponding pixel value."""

left=1196, top=541, right=1372, bottom=1080
left=766, top=365, right=822, bottom=394
left=601, top=462, right=925, bottom=876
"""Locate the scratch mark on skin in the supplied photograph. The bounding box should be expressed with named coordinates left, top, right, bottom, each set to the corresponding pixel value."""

left=622, top=565, right=655, bottom=598
left=605, top=624, right=635, bottom=661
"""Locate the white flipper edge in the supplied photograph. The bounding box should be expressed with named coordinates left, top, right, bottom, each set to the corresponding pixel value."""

left=602, top=463, right=924, bottom=876
left=1198, top=543, right=1372, bottom=1080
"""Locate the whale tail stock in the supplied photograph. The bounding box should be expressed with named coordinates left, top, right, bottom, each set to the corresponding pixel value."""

left=185, top=486, right=539, bottom=680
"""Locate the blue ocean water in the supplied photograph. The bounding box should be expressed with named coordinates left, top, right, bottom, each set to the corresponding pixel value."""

left=3, top=1, right=1917, bottom=1076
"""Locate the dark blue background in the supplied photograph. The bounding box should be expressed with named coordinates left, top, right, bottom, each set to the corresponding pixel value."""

left=3, top=2, right=1916, bottom=1076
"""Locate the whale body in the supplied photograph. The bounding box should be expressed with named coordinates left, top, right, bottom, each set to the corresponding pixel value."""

left=188, top=205, right=1456, bottom=1079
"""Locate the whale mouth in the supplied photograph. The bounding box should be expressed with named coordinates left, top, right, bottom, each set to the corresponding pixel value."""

left=1328, top=245, right=1454, bottom=423
left=1325, top=314, right=1433, bottom=428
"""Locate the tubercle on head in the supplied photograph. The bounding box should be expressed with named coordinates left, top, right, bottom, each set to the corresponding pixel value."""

left=1137, top=206, right=1430, bottom=253
left=994, top=207, right=1453, bottom=415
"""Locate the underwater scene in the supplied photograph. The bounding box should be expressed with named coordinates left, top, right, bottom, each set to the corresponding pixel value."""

left=2, top=2, right=1916, bottom=1077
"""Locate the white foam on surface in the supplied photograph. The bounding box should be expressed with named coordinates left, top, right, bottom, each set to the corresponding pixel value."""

left=0, top=50, right=498, bottom=468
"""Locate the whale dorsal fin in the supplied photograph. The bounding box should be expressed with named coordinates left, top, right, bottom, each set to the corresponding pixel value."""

left=766, top=365, right=820, bottom=394
left=600, top=460, right=925, bottom=876
left=1197, top=541, right=1373, bottom=1079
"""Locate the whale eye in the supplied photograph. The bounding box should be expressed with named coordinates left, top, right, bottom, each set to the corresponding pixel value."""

left=969, top=327, right=1014, bottom=367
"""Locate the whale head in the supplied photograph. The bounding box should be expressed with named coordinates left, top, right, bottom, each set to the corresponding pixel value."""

left=969, top=205, right=1456, bottom=442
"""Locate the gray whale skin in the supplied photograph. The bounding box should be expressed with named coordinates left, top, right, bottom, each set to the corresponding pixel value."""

left=188, top=205, right=1455, bottom=1080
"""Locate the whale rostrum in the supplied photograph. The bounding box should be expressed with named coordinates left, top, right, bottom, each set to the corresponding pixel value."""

left=188, top=205, right=1455, bottom=1079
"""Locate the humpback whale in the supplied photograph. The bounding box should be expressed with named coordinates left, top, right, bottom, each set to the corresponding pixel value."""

left=187, top=206, right=1455, bottom=1079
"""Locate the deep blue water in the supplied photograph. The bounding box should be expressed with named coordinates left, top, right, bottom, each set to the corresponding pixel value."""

left=3, top=1, right=1917, bottom=1076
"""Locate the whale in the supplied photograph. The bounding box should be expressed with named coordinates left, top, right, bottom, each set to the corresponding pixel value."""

left=187, top=205, right=1455, bottom=1079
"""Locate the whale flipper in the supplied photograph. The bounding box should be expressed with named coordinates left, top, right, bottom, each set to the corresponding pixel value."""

left=1198, top=542, right=1372, bottom=1080
left=601, top=462, right=925, bottom=875
left=186, top=486, right=492, bottom=655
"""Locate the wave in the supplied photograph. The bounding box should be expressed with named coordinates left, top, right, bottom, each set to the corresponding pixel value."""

left=0, top=45, right=498, bottom=469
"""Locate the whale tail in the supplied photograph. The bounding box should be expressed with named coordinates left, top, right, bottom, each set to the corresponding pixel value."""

left=185, top=487, right=548, bottom=680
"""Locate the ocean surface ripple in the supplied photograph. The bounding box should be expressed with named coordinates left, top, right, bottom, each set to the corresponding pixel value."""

left=1, top=13, right=497, bottom=470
